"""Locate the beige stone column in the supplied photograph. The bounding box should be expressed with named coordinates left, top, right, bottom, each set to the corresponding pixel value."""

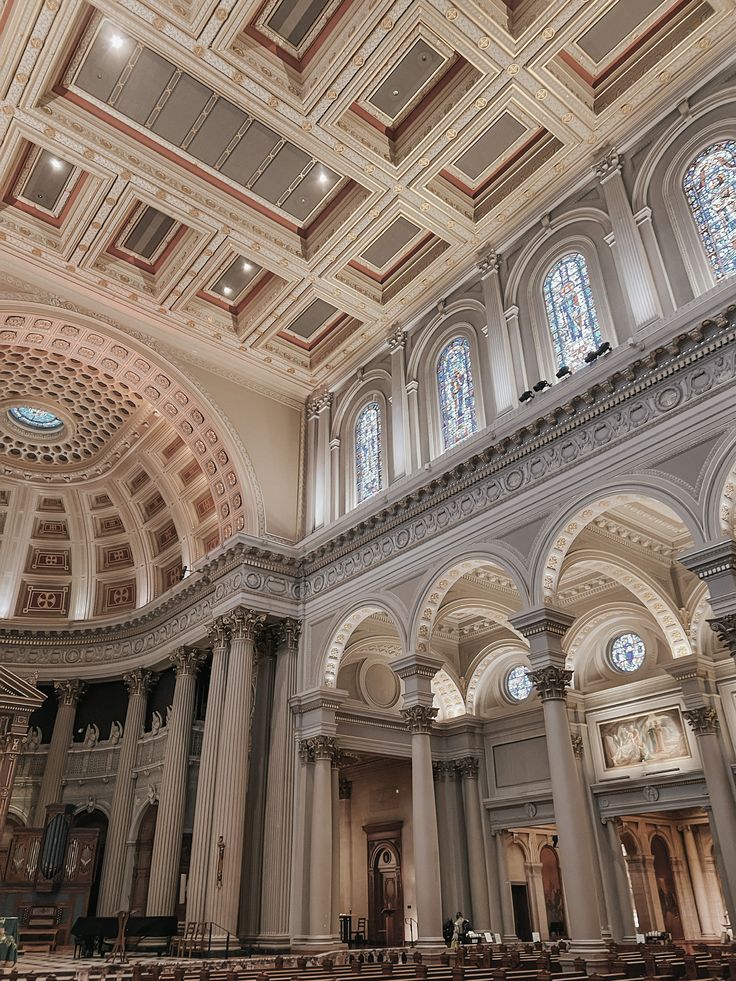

left=683, top=706, right=736, bottom=926
left=260, top=619, right=301, bottom=944
left=395, top=653, right=444, bottom=947
left=387, top=325, right=411, bottom=479
left=495, top=830, right=517, bottom=940
left=603, top=818, right=637, bottom=941
left=33, top=680, right=85, bottom=824
left=433, top=762, right=466, bottom=918
left=187, top=618, right=230, bottom=922
left=338, top=777, right=353, bottom=915
left=207, top=607, right=265, bottom=935
left=527, top=860, right=548, bottom=938
left=457, top=757, right=491, bottom=930
left=513, top=607, right=604, bottom=958
left=146, top=648, right=204, bottom=916
left=98, top=669, right=152, bottom=915
left=625, top=853, right=659, bottom=932
left=309, top=735, right=336, bottom=941
left=681, top=825, right=715, bottom=936
left=331, top=762, right=341, bottom=939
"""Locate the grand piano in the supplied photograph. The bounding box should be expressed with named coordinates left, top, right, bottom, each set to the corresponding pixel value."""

left=71, top=915, right=178, bottom=958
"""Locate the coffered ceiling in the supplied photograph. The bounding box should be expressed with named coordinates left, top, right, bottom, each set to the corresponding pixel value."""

left=0, top=0, right=734, bottom=396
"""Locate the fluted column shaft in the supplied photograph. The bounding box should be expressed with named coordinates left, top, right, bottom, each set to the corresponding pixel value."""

left=146, top=649, right=203, bottom=915
left=478, top=254, right=516, bottom=414
left=33, top=680, right=85, bottom=824
left=683, top=707, right=736, bottom=925
left=403, top=706, right=444, bottom=944
left=596, top=151, right=660, bottom=329
left=603, top=819, right=637, bottom=941
left=187, top=621, right=230, bottom=922
left=388, top=326, right=410, bottom=478
left=457, top=757, right=491, bottom=930
left=260, top=620, right=301, bottom=941
left=207, top=607, right=265, bottom=934
left=98, top=669, right=151, bottom=915
left=309, top=736, right=335, bottom=939
left=682, top=824, right=715, bottom=936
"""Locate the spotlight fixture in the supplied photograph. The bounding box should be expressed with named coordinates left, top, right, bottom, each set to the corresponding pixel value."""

left=552, top=834, right=559, bottom=848
left=109, top=33, right=124, bottom=49
left=48, top=157, right=63, bottom=171
left=556, top=364, right=571, bottom=379
left=519, top=390, right=535, bottom=404
left=584, top=349, right=598, bottom=364
left=584, top=340, right=612, bottom=364
left=596, top=341, right=611, bottom=357
left=533, top=379, right=551, bottom=393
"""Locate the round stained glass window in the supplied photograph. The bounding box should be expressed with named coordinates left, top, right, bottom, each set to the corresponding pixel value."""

left=8, top=406, right=63, bottom=431
left=610, top=633, right=646, bottom=673
left=506, top=665, right=533, bottom=702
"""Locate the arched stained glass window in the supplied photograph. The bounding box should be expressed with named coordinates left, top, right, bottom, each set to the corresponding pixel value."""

left=543, top=252, right=602, bottom=371
left=355, top=401, right=382, bottom=503
left=437, top=336, right=478, bottom=450
left=683, top=140, right=736, bottom=280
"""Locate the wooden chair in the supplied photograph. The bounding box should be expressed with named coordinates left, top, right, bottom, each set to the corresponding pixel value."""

left=352, top=917, right=367, bottom=946
left=173, top=921, right=195, bottom=957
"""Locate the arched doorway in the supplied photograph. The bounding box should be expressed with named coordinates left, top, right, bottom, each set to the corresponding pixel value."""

left=71, top=808, right=109, bottom=916
left=651, top=835, right=683, bottom=938
left=366, top=823, right=403, bottom=946
left=540, top=845, right=566, bottom=938
left=130, top=804, right=158, bottom=915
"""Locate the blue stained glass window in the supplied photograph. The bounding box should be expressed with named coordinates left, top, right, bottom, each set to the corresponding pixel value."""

left=8, top=406, right=63, bottom=431
left=610, top=633, right=646, bottom=673
left=543, top=252, right=602, bottom=371
left=355, top=401, right=382, bottom=503
left=437, top=336, right=478, bottom=450
left=683, top=140, right=736, bottom=280
left=506, top=665, right=533, bottom=702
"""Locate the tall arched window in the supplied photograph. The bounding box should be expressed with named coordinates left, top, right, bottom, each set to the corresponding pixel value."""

left=437, top=336, right=478, bottom=450
left=542, top=252, right=602, bottom=371
left=683, top=140, right=736, bottom=280
left=355, top=401, right=382, bottom=503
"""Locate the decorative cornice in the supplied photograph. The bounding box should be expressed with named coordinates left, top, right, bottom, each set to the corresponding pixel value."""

left=123, top=668, right=152, bottom=697
left=683, top=706, right=720, bottom=736
left=528, top=666, right=572, bottom=702
left=512, top=608, right=575, bottom=640
left=53, top=679, right=85, bottom=706
left=401, top=705, right=438, bottom=733
left=679, top=539, right=736, bottom=580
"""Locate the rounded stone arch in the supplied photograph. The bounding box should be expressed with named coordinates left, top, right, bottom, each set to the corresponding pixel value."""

left=0, top=305, right=265, bottom=543
left=320, top=596, right=409, bottom=688
left=562, top=601, right=664, bottom=682
left=562, top=549, right=693, bottom=659
left=699, top=431, right=736, bottom=539
left=409, top=546, right=530, bottom=656
left=530, top=484, right=705, bottom=605
left=465, top=639, right=530, bottom=715
left=72, top=799, right=112, bottom=820
left=619, top=827, right=641, bottom=857
left=432, top=665, right=466, bottom=720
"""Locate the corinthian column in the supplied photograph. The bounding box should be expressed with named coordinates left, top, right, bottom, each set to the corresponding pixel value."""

left=260, top=618, right=302, bottom=944
left=457, top=756, right=492, bottom=931
left=395, top=653, right=444, bottom=947
left=187, top=619, right=230, bottom=922
left=98, top=669, right=152, bottom=915
left=308, top=735, right=336, bottom=941
left=33, top=680, right=85, bottom=824
left=207, top=607, right=266, bottom=935
left=512, top=608, right=604, bottom=959
left=387, top=325, right=411, bottom=478
left=146, top=648, right=204, bottom=916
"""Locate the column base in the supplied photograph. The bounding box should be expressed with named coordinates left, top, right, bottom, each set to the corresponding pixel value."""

left=561, top=940, right=608, bottom=973
left=247, top=934, right=292, bottom=951
left=291, top=939, right=348, bottom=952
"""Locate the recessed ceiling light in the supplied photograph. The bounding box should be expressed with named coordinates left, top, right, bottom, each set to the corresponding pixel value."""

left=109, top=33, right=124, bottom=49
left=48, top=157, right=63, bottom=171
left=223, top=286, right=232, bottom=295
left=392, top=89, right=400, bottom=96
left=318, top=169, right=330, bottom=184
left=242, top=261, right=252, bottom=272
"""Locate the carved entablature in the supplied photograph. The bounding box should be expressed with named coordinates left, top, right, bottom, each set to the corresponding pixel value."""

left=401, top=705, right=438, bottom=734
left=528, top=667, right=573, bottom=702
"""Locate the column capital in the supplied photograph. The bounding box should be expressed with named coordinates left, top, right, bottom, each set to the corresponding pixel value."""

left=528, top=666, right=572, bottom=702
left=683, top=706, right=720, bottom=736
left=208, top=616, right=231, bottom=651
left=309, top=390, right=334, bottom=415
left=123, top=668, right=153, bottom=697
left=225, top=606, right=267, bottom=642
left=53, top=679, right=85, bottom=706
left=298, top=738, right=314, bottom=763
left=275, top=616, right=302, bottom=652
left=309, top=734, right=337, bottom=761
left=455, top=755, right=480, bottom=779
left=477, top=250, right=501, bottom=277
left=387, top=324, right=407, bottom=352
left=708, top=614, right=736, bottom=657
left=401, top=705, right=438, bottom=733
left=594, top=148, right=622, bottom=182
left=169, top=647, right=206, bottom=676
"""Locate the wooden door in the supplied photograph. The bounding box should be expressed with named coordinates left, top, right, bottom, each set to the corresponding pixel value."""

left=511, top=883, right=532, bottom=941
left=365, top=822, right=404, bottom=946
left=130, top=804, right=157, bottom=914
